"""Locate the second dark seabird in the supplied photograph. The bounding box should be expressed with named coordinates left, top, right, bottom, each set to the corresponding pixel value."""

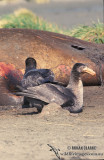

left=21, top=57, right=62, bottom=109
left=16, top=63, right=96, bottom=113
left=21, top=57, right=55, bottom=89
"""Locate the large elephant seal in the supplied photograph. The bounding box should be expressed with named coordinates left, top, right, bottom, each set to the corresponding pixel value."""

left=0, top=28, right=104, bottom=107
left=0, top=28, right=104, bottom=85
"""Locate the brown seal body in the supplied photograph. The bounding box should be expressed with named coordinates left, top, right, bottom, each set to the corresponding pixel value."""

left=0, top=28, right=104, bottom=107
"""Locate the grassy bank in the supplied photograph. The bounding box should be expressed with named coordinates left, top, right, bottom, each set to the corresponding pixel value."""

left=0, top=9, right=65, bottom=34
left=0, top=8, right=104, bottom=43
left=69, top=22, right=104, bottom=44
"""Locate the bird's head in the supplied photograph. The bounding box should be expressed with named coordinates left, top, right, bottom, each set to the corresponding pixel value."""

left=25, top=57, right=37, bottom=69
left=72, top=63, right=96, bottom=76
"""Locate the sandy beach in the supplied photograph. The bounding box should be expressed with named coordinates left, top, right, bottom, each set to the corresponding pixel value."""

left=0, top=86, right=104, bottom=160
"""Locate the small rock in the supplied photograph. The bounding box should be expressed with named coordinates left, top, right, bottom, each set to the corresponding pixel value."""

left=39, top=103, right=69, bottom=117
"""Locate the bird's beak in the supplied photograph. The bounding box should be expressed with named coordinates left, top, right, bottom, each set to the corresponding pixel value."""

left=83, top=67, right=96, bottom=76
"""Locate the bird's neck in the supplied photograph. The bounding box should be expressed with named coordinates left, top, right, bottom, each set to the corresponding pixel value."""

left=25, top=66, right=35, bottom=73
left=67, top=71, right=83, bottom=107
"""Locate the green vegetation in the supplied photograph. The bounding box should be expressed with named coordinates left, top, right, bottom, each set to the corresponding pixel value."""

left=0, top=8, right=103, bottom=43
left=0, top=9, right=65, bottom=34
left=69, top=22, right=104, bottom=44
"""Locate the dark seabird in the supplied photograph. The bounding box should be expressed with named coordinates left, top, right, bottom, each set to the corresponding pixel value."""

left=16, top=63, right=96, bottom=113
left=21, top=57, right=55, bottom=89
left=21, top=57, right=61, bottom=109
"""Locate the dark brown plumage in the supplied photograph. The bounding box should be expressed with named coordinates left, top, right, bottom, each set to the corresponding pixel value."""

left=21, top=57, right=55, bottom=89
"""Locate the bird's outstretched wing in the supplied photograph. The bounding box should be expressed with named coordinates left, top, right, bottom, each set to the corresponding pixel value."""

left=16, top=83, right=74, bottom=105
